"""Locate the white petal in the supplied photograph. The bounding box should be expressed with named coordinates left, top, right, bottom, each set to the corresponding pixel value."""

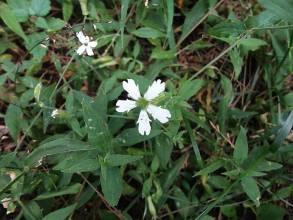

left=76, top=31, right=87, bottom=44
left=122, top=79, right=141, bottom=100
left=137, top=110, right=151, bottom=135
left=76, top=45, right=86, bottom=55
left=116, top=99, right=136, bottom=113
left=147, top=104, right=171, bottom=123
left=89, top=40, right=97, bottom=48
left=86, top=46, right=94, bottom=56
left=144, top=79, right=166, bottom=101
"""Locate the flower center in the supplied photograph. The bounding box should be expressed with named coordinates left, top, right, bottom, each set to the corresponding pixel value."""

left=136, top=98, right=149, bottom=109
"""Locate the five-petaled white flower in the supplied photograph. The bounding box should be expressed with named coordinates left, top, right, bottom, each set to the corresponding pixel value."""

left=76, top=31, right=97, bottom=56
left=116, top=79, right=171, bottom=135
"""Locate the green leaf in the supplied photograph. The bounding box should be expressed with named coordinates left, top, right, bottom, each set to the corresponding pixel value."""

left=151, top=48, right=176, bottom=60
left=62, top=0, right=73, bottom=21
left=78, top=0, right=88, bottom=16
left=241, top=176, right=260, bottom=206
left=35, top=17, right=66, bottom=32
left=155, top=135, right=173, bottom=168
left=194, top=160, right=225, bottom=176
left=132, top=27, right=165, bottom=39
left=25, top=32, right=48, bottom=60
left=233, top=127, right=248, bottom=164
left=101, top=165, right=123, bottom=206
left=7, top=0, right=29, bottom=22
left=4, top=104, right=24, bottom=141
left=258, top=0, right=293, bottom=23
left=54, top=158, right=99, bottom=173
left=115, top=128, right=161, bottom=147
left=25, top=137, right=96, bottom=167
left=29, top=0, right=51, bottom=16
left=43, top=203, right=77, bottom=220
left=81, top=97, right=112, bottom=152
left=178, top=79, right=205, bottom=101
left=239, top=38, right=267, bottom=53
left=257, top=203, right=286, bottom=220
left=208, top=20, right=246, bottom=39
left=179, top=0, right=216, bottom=44
left=229, top=48, right=243, bottom=79
left=35, top=184, right=81, bottom=200
left=0, top=2, right=27, bottom=40
left=105, top=154, right=143, bottom=166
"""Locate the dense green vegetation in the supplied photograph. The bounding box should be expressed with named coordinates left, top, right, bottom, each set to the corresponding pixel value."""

left=0, top=0, right=292, bottom=219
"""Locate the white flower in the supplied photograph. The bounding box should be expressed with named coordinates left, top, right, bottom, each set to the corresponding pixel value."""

left=76, top=31, right=97, bottom=56
left=6, top=171, right=16, bottom=181
left=116, top=79, right=171, bottom=135
left=51, top=109, right=60, bottom=118
left=1, top=198, right=10, bottom=209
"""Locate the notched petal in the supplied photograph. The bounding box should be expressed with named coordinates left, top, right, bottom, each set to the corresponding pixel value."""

left=122, top=79, right=141, bottom=100
left=116, top=99, right=136, bottom=113
left=144, top=79, right=166, bottom=101
left=137, top=110, right=151, bottom=135
left=147, top=104, right=171, bottom=123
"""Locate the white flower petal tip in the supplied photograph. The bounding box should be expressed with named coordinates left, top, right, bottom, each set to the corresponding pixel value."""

left=116, top=100, right=136, bottom=113
left=76, top=31, right=87, bottom=44
left=137, top=110, right=151, bottom=135
left=89, top=41, right=97, bottom=48
left=51, top=109, right=59, bottom=118
left=144, top=79, right=166, bottom=101
left=76, top=45, right=86, bottom=55
left=147, top=104, right=171, bottom=123
left=123, top=79, right=141, bottom=100
left=86, top=46, right=94, bottom=56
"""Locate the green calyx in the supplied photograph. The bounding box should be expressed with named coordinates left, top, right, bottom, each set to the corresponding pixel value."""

left=136, top=98, right=149, bottom=109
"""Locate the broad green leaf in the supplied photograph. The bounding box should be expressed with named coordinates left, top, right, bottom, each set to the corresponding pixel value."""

left=78, top=0, right=88, bottom=16
left=43, top=203, right=77, bottom=220
left=178, top=79, right=205, bottom=101
left=35, top=17, right=66, bottom=32
left=258, top=0, right=293, bottom=23
left=62, top=0, right=73, bottom=21
left=208, top=20, right=246, bottom=39
left=115, top=128, right=161, bottom=147
left=101, top=165, right=123, bottom=206
left=239, top=38, right=267, bottom=53
left=29, top=0, right=51, bottom=16
left=132, top=27, right=165, bottom=39
left=0, top=3, right=27, bottom=40
left=4, top=104, right=24, bottom=141
left=7, top=0, right=29, bottom=22
left=256, top=160, right=282, bottom=172
left=25, top=32, right=48, bottom=60
left=241, top=176, right=260, bottom=206
left=54, top=158, right=99, bottom=173
left=82, top=97, right=112, bottom=152
left=23, top=201, right=42, bottom=220
left=229, top=48, right=243, bottom=79
left=155, top=135, right=173, bottom=168
left=25, top=137, right=96, bottom=167
left=257, top=203, right=286, bottom=220
left=233, top=127, right=248, bottom=164
left=105, top=154, right=143, bottom=166
left=34, top=184, right=81, bottom=200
